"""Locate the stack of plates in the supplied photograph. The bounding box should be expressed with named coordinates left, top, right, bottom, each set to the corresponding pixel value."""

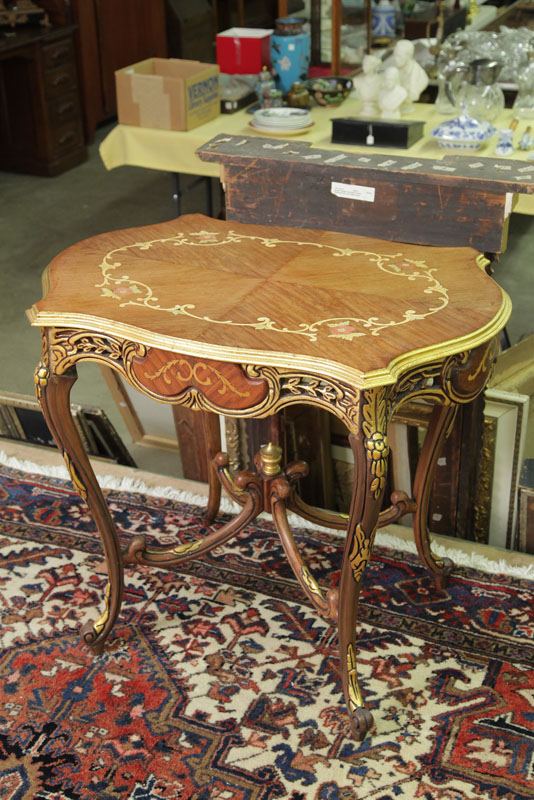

left=250, top=107, right=313, bottom=136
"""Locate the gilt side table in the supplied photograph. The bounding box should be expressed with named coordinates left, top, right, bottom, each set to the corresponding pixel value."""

left=27, top=213, right=510, bottom=741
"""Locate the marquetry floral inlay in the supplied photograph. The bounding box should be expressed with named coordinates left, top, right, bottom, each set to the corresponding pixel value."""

left=96, top=229, right=449, bottom=343
left=143, top=359, right=251, bottom=397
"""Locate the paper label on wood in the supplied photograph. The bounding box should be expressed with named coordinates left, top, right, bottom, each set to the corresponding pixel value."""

left=331, top=182, right=376, bottom=203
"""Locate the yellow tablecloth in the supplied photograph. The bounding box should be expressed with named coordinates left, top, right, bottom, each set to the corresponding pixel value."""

left=99, top=102, right=534, bottom=215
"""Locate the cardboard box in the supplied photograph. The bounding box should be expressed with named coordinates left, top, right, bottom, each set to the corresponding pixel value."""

left=216, top=28, right=272, bottom=74
left=116, top=58, right=220, bottom=131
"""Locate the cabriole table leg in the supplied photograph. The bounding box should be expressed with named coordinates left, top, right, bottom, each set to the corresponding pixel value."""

left=338, top=389, right=391, bottom=740
left=34, top=360, right=124, bottom=654
left=201, top=410, right=222, bottom=525
left=412, top=403, right=458, bottom=589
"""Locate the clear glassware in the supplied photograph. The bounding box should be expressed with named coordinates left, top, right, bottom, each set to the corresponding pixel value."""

left=440, top=58, right=505, bottom=122
left=436, top=28, right=534, bottom=85
left=513, top=50, right=534, bottom=120
left=434, top=44, right=465, bottom=115
left=455, top=59, right=505, bottom=122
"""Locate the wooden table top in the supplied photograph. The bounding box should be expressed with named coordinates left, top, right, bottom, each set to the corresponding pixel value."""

left=28, top=214, right=510, bottom=388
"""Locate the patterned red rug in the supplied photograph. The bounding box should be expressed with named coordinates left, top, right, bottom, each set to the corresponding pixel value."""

left=0, top=462, right=534, bottom=800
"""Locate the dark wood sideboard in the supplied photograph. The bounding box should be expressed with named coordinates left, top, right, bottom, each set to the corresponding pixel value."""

left=0, top=25, right=86, bottom=176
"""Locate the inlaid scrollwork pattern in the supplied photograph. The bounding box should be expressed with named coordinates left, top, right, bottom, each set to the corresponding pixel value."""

left=96, top=228, right=449, bottom=343
left=144, top=358, right=251, bottom=398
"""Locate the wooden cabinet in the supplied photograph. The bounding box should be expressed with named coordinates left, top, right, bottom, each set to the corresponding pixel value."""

left=0, top=25, right=86, bottom=176
left=70, top=0, right=167, bottom=142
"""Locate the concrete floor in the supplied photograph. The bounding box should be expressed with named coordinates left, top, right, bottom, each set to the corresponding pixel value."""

left=0, top=123, right=533, bottom=477
left=0, top=124, right=192, bottom=475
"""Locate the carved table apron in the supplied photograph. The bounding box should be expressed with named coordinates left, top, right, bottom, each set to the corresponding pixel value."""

left=28, top=214, right=510, bottom=742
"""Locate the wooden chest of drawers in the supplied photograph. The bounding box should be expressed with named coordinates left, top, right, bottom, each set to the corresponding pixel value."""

left=0, top=25, right=86, bottom=176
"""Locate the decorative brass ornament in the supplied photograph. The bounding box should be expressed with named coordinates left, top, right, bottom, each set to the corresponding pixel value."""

left=259, top=442, right=283, bottom=475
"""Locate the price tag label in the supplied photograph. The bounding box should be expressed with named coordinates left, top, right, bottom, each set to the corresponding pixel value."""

left=331, top=182, right=376, bottom=203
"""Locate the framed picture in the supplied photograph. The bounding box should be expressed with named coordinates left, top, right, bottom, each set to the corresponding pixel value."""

left=0, top=389, right=136, bottom=467
left=483, top=388, right=529, bottom=551
left=387, top=389, right=530, bottom=550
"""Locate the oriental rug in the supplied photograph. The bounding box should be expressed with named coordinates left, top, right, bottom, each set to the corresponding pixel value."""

left=0, top=461, right=534, bottom=800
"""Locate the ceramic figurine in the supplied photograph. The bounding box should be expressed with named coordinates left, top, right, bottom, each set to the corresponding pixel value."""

left=270, top=17, right=311, bottom=96
left=519, top=126, right=533, bottom=151
left=378, top=66, right=408, bottom=119
left=393, top=39, right=429, bottom=112
left=254, top=67, right=276, bottom=107
left=494, top=119, right=519, bottom=156
left=353, top=54, right=382, bottom=116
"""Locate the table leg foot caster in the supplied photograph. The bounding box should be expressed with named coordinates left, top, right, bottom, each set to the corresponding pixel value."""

left=80, top=619, right=107, bottom=655
left=433, top=556, right=455, bottom=590
left=80, top=580, right=117, bottom=654
left=348, top=707, right=374, bottom=742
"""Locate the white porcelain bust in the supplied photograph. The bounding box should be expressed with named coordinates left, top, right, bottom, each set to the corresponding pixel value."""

left=353, top=54, right=382, bottom=116
left=378, top=66, right=408, bottom=119
left=393, top=39, right=429, bottom=111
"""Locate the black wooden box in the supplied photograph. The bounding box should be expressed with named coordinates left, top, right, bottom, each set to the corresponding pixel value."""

left=221, top=91, right=256, bottom=114
left=331, top=118, right=425, bottom=149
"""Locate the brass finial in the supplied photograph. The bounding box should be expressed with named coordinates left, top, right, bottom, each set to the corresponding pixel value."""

left=259, top=442, right=283, bottom=476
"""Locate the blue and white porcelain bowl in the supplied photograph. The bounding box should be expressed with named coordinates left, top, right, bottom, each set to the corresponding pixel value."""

left=430, top=111, right=497, bottom=150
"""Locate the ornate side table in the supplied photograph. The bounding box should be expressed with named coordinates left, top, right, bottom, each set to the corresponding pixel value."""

left=28, top=214, right=510, bottom=741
